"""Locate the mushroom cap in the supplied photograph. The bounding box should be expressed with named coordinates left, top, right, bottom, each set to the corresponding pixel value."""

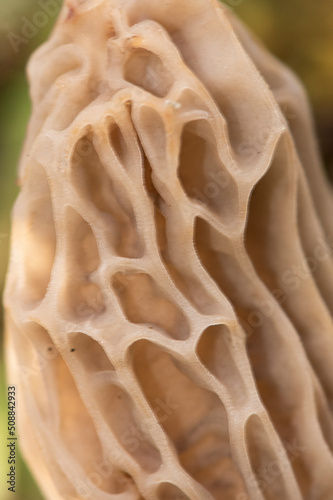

left=4, top=1, right=333, bottom=499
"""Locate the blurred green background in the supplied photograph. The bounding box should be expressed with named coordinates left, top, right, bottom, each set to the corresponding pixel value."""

left=0, top=0, right=333, bottom=498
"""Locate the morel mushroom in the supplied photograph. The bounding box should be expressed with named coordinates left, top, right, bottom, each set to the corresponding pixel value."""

left=4, top=0, right=333, bottom=499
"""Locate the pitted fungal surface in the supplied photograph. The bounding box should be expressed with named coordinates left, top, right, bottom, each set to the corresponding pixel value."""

left=4, top=0, right=333, bottom=499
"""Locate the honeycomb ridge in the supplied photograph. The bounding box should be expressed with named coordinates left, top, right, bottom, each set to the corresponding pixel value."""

left=4, top=0, right=333, bottom=499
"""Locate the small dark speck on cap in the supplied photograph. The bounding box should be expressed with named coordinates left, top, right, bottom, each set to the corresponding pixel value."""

left=70, top=348, right=76, bottom=352
left=66, top=7, right=75, bottom=20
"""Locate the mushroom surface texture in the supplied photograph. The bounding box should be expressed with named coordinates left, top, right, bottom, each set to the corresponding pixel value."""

left=4, top=0, right=333, bottom=499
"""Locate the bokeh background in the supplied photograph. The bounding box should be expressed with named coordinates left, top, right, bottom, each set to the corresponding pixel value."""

left=0, top=0, right=333, bottom=498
